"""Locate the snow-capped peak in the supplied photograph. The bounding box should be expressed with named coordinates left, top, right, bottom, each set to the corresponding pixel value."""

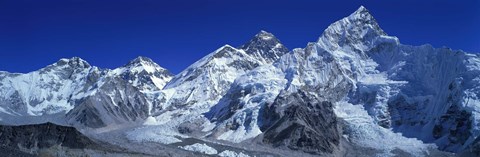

left=165, top=44, right=251, bottom=89
left=354, top=5, right=369, bottom=16
left=317, top=6, right=390, bottom=53
left=255, top=30, right=275, bottom=40
left=2, top=5, right=480, bottom=156
left=111, top=56, right=173, bottom=91
left=122, top=56, right=165, bottom=73
left=126, top=56, right=155, bottom=66
left=55, top=57, right=91, bottom=69
left=348, top=6, right=384, bottom=33
left=212, top=44, right=238, bottom=58
left=171, top=44, right=238, bottom=74
left=160, top=42, right=270, bottom=111
left=240, top=30, right=289, bottom=64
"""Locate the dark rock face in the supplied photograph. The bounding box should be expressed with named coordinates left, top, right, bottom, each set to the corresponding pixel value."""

left=0, top=146, right=35, bottom=157
left=205, top=82, right=255, bottom=122
left=388, top=95, right=425, bottom=128
left=240, top=30, right=289, bottom=64
left=66, top=77, right=150, bottom=128
left=0, top=123, right=97, bottom=154
left=433, top=105, right=472, bottom=149
left=463, top=138, right=480, bottom=156
left=260, top=90, right=341, bottom=154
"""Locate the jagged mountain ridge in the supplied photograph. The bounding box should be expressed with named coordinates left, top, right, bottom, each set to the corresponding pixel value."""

left=0, top=56, right=173, bottom=128
left=0, top=5, right=478, bottom=157
left=160, top=31, right=288, bottom=111
left=0, top=30, right=289, bottom=128
left=204, top=6, right=480, bottom=155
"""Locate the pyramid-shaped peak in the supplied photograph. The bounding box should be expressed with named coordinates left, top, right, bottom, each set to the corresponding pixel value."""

left=125, top=56, right=167, bottom=69
left=255, top=30, right=276, bottom=40
left=356, top=6, right=368, bottom=13
left=346, top=5, right=385, bottom=34
left=128, top=56, right=155, bottom=65
left=242, top=30, right=281, bottom=46
left=240, top=30, right=289, bottom=64
left=122, top=56, right=171, bottom=72
left=210, top=44, right=240, bottom=58
left=115, top=56, right=173, bottom=78
left=349, top=5, right=374, bottom=20
left=317, top=5, right=390, bottom=51
left=219, top=44, right=235, bottom=50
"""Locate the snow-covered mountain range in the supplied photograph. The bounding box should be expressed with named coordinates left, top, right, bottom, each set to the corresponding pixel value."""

left=0, top=6, right=479, bottom=157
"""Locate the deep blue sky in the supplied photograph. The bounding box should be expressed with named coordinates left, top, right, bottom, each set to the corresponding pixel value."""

left=1, top=0, right=479, bottom=74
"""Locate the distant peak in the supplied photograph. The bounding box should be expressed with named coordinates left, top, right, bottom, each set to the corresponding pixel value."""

left=128, top=56, right=154, bottom=65
left=259, top=30, right=269, bottom=34
left=56, top=57, right=90, bottom=68
left=239, top=30, right=289, bottom=63
left=118, top=56, right=172, bottom=76
left=255, top=30, right=275, bottom=40
left=66, top=57, right=86, bottom=62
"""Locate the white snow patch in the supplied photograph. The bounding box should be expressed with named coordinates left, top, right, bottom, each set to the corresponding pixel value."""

left=125, top=126, right=182, bottom=144
left=179, top=143, right=217, bottom=155
left=143, top=116, right=158, bottom=125
left=218, top=150, right=250, bottom=157
left=334, top=101, right=437, bottom=156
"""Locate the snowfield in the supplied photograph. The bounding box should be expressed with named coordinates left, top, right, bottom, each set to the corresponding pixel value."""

left=125, top=126, right=183, bottom=144
left=218, top=150, right=251, bottom=157
left=179, top=143, right=218, bottom=155
left=335, top=101, right=437, bottom=156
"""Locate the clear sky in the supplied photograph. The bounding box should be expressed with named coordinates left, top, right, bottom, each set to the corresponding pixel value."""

left=1, top=0, right=479, bottom=74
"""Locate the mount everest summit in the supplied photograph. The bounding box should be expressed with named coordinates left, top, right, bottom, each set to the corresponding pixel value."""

left=0, top=6, right=479, bottom=157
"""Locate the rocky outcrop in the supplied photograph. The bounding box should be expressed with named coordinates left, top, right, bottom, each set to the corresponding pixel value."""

left=66, top=76, right=150, bottom=128
left=240, top=30, right=289, bottom=64
left=260, top=90, right=341, bottom=154
left=0, top=122, right=97, bottom=154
